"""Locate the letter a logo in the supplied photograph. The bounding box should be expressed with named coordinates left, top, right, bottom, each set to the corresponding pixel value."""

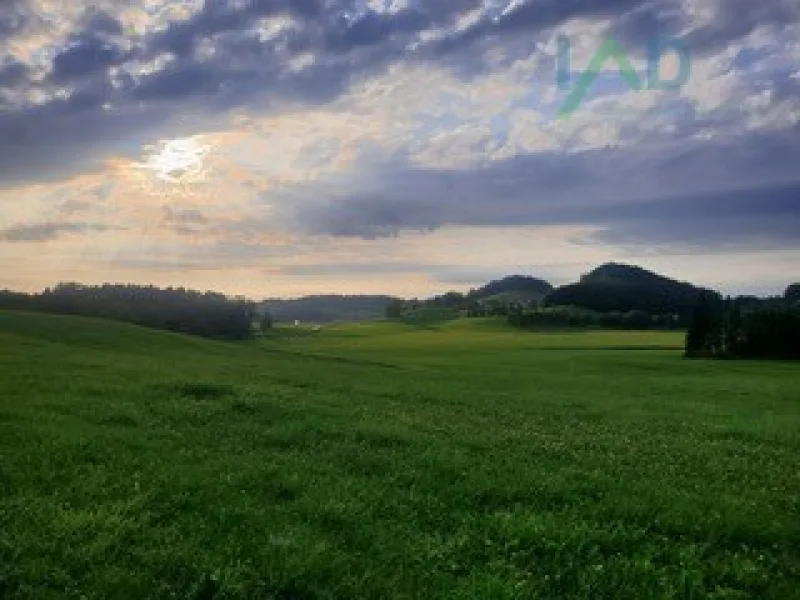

left=558, top=38, right=643, bottom=119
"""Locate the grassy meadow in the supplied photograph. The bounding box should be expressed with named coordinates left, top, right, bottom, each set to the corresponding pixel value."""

left=1, top=310, right=798, bottom=598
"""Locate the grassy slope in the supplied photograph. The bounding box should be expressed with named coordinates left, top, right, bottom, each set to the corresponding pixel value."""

left=1, top=311, right=799, bottom=599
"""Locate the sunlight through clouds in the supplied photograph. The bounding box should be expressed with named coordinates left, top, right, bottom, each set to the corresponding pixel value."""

left=139, top=136, right=212, bottom=184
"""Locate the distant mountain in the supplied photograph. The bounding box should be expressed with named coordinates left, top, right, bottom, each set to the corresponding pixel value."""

left=260, top=265, right=716, bottom=324
left=470, top=275, right=554, bottom=303
left=544, top=263, right=714, bottom=318
left=261, top=295, right=398, bottom=323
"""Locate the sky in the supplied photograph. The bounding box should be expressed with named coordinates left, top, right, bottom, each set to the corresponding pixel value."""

left=1, top=0, right=798, bottom=299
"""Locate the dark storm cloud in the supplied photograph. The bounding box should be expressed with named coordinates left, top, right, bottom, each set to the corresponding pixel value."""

left=0, top=0, right=798, bottom=187
left=0, top=59, right=26, bottom=87
left=274, top=129, right=800, bottom=251
left=45, top=8, right=127, bottom=84
left=323, top=7, right=429, bottom=53
left=131, top=62, right=225, bottom=101
left=0, top=98, right=178, bottom=185
left=50, top=35, right=127, bottom=83
left=583, top=183, right=800, bottom=251
left=0, top=221, right=113, bottom=242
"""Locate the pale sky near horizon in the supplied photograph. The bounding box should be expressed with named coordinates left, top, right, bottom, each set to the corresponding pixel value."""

left=1, top=0, right=798, bottom=299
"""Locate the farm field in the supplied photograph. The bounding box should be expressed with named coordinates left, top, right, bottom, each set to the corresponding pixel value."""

left=0, top=310, right=798, bottom=598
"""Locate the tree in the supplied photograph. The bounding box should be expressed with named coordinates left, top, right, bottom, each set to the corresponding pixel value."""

left=685, top=291, right=722, bottom=358
left=786, top=283, right=800, bottom=305
left=260, top=312, right=274, bottom=332
left=684, top=294, right=800, bottom=361
left=385, top=300, right=405, bottom=319
left=725, top=299, right=743, bottom=356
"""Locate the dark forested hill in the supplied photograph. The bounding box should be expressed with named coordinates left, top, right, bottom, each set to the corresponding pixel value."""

left=544, top=263, right=713, bottom=319
left=470, top=275, right=554, bottom=302
left=580, top=263, right=693, bottom=288
left=0, top=283, right=255, bottom=339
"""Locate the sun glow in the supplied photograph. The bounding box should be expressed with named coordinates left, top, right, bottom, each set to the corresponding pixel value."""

left=140, top=136, right=211, bottom=184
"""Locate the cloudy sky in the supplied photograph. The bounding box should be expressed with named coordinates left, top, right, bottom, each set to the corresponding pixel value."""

left=1, top=0, right=798, bottom=298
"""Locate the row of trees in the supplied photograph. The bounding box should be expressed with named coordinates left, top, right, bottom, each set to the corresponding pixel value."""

left=386, top=276, right=553, bottom=321
left=387, top=297, right=546, bottom=321
left=508, top=306, right=682, bottom=330
left=686, top=288, right=800, bottom=360
left=0, top=283, right=257, bottom=340
left=263, top=295, right=397, bottom=323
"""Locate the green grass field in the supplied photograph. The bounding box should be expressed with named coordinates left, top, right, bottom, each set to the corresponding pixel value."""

left=1, top=310, right=798, bottom=599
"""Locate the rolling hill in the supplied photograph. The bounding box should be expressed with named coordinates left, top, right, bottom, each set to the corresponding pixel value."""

left=470, top=275, right=554, bottom=304
left=544, top=263, right=714, bottom=318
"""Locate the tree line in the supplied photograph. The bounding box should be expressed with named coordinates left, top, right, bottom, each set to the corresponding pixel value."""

left=686, top=287, right=800, bottom=360
left=0, top=283, right=257, bottom=340
left=508, top=306, right=682, bottom=330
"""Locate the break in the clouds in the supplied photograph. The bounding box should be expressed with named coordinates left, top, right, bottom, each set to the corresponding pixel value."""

left=0, top=0, right=798, bottom=297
